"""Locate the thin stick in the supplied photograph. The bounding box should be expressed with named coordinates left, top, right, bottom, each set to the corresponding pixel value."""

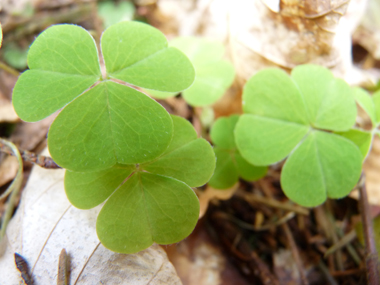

left=0, top=61, right=20, bottom=77
left=282, top=223, right=309, bottom=285
left=358, top=175, right=380, bottom=285
left=0, top=139, right=23, bottom=239
left=237, top=192, right=309, bottom=216
left=0, top=141, right=60, bottom=169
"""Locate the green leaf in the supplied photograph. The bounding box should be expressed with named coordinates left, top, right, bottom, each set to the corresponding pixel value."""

left=96, top=172, right=199, bottom=253
left=48, top=81, right=173, bottom=171
left=167, top=37, right=235, bottom=106
left=336, top=129, right=373, bottom=161
left=65, top=165, right=135, bottom=209
left=144, top=89, right=177, bottom=99
left=208, top=148, right=239, bottom=189
left=141, top=115, right=215, bottom=187
left=353, top=87, right=377, bottom=126
left=281, top=131, right=362, bottom=207
left=373, top=90, right=380, bottom=125
left=101, top=21, right=195, bottom=92
left=13, top=22, right=197, bottom=171
left=98, top=0, right=135, bottom=28
left=235, top=114, right=310, bottom=165
left=236, top=65, right=361, bottom=207
left=210, top=115, right=239, bottom=149
left=64, top=114, right=215, bottom=253
left=13, top=24, right=101, bottom=122
left=242, top=68, right=309, bottom=125
left=291, top=65, right=356, bottom=131
left=3, top=43, right=28, bottom=69
left=234, top=152, right=268, bottom=181
left=209, top=115, right=267, bottom=189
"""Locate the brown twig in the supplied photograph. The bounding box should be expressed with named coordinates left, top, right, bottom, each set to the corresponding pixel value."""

left=281, top=222, right=309, bottom=285
left=0, top=141, right=61, bottom=169
left=358, top=174, right=380, bottom=285
left=237, top=191, right=309, bottom=216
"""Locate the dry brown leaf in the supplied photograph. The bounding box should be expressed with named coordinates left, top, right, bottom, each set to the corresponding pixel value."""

left=0, top=155, right=18, bottom=187
left=0, top=150, right=182, bottom=284
left=198, top=184, right=238, bottom=218
left=157, top=0, right=370, bottom=84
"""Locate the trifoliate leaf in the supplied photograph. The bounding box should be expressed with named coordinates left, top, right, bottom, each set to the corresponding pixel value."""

left=209, top=115, right=267, bottom=189
left=98, top=0, right=135, bottom=28
left=235, top=65, right=361, bottom=207
left=353, top=87, right=377, bottom=126
left=64, top=115, right=215, bottom=253
left=13, top=22, right=196, bottom=171
left=336, top=129, right=372, bottom=161
left=101, top=22, right=195, bottom=92
left=281, top=131, right=362, bottom=207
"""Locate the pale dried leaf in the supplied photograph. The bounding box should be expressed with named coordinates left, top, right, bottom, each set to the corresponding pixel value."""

left=273, top=249, right=301, bottom=284
left=198, top=184, right=238, bottom=218
left=0, top=101, right=19, bottom=123
left=0, top=150, right=182, bottom=285
left=0, top=156, right=18, bottom=187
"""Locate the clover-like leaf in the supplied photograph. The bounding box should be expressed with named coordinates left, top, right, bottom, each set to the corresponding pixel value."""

left=147, top=37, right=235, bottom=106
left=208, top=115, right=267, bottom=189
left=235, top=65, right=361, bottom=207
left=13, top=22, right=195, bottom=171
left=64, top=115, right=215, bottom=253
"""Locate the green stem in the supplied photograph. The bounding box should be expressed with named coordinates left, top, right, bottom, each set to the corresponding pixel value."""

left=0, top=61, right=20, bottom=77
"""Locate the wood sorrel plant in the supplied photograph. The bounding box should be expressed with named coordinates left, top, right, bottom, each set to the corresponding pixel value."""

left=233, top=65, right=363, bottom=207
left=12, top=21, right=216, bottom=253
